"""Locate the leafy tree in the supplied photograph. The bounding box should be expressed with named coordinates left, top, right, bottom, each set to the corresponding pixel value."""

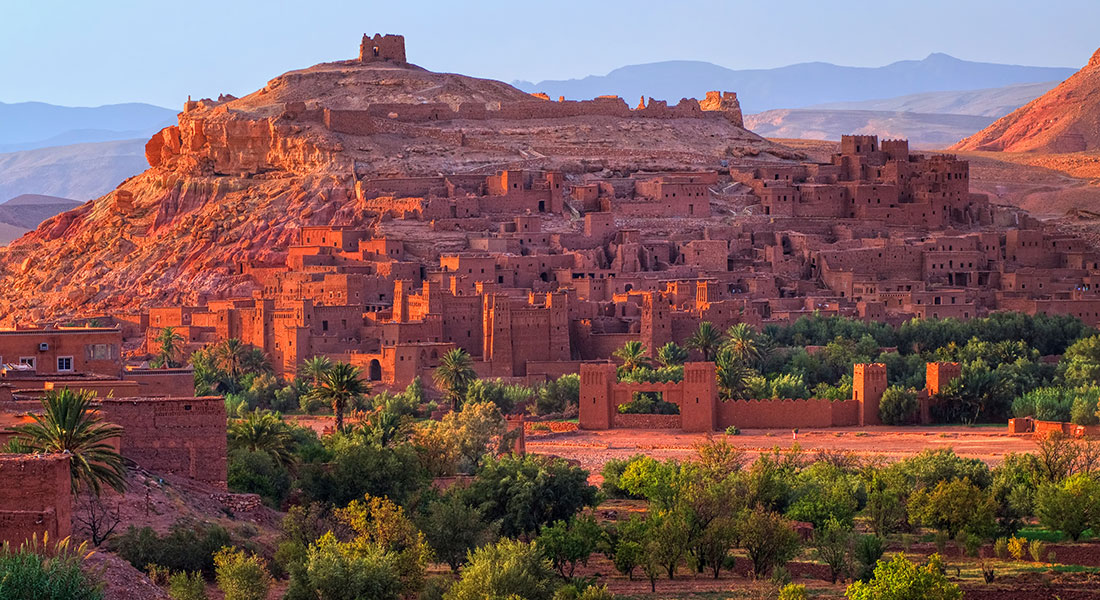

left=153, top=326, right=184, bottom=368
left=723, top=323, right=761, bottom=365
left=536, top=515, right=602, bottom=579
left=336, top=495, right=432, bottom=595
left=465, top=454, right=597, bottom=538
left=534, top=373, right=580, bottom=415
left=813, top=517, right=852, bottom=583
left=10, top=389, right=126, bottom=494
left=444, top=538, right=556, bottom=600
left=644, top=509, right=690, bottom=580
left=465, top=378, right=532, bottom=414
left=606, top=516, right=646, bottom=580
left=1061, top=334, right=1100, bottom=387
left=786, top=461, right=862, bottom=528
left=1035, top=473, right=1100, bottom=541
left=863, top=468, right=909, bottom=536
left=907, top=477, right=996, bottom=538
left=613, top=341, right=652, bottom=373
left=214, top=547, right=271, bottom=600
left=433, top=349, right=477, bottom=411
left=228, top=410, right=295, bottom=467
left=737, top=507, right=802, bottom=578
left=412, top=401, right=505, bottom=475
left=228, top=448, right=291, bottom=506
left=879, top=386, right=919, bottom=425
left=308, top=362, right=367, bottom=432
left=294, top=533, right=403, bottom=600
left=686, top=321, right=723, bottom=361
left=896, top=448, right=992, bottom=490
left=418, top=489, right=496, bottom=572
left=295, top=434, right=426, bottom=507
left=845, top=553, right=961, bottom=600
left=298, top=356, right=333, bottom=388
left=851, top=534, right=884, bottom=582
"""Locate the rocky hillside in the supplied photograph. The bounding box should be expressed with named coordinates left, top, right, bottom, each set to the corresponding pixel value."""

left=953, top=49, right=1100, bottom=153
left=0, top=53, right=787, bottom=322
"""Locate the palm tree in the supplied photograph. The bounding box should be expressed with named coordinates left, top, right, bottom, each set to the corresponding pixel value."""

left=153, top=326, right=184, bottom=368
left=656, top=341, right=689, bottom=367
left=308, top=362, right=367, bottom=432
left=215, top=339, right=249, bottom=380
left=614, top=341, right=652, bottom=373
left=298, top=355, right=333, bottom=388
left=715, top=347, right=754, bottom=401
left=433, top=348, right=477, bottom=411
left=10, top=389, right=126, bottom=495
left=686, top=322, right=724, bottom=361
left=723, top=323, right=761, bottom=366
left=228, top=410, right=295, bottom=467
left=241, top=347, right=273, bottom=375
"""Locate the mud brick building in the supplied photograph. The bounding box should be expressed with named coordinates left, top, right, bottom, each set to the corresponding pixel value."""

left=97, top=396, right=228, bottom=489
left=0, top=454, right=70, bottom=546
left=127, top=129, right=1100, bottom=393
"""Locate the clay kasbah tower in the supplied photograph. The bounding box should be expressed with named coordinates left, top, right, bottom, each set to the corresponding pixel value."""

left=2, top=14, right=1100, bottom=599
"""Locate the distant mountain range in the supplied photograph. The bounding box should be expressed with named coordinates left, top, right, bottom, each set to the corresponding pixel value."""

left=745, top=109, right=996, bottom=150
left=806, top=81, right=1060, bottom=118
left=0, top=139, right=149, bottom=204
left=514, top=53, right=1074, bottom=114
left=0, top=194, right=82, bottom=245
left=0, top=101, right=176, bottom=152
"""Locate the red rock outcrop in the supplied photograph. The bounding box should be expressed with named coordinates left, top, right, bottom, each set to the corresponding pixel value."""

left=952, top=47, right=1100, bottom=153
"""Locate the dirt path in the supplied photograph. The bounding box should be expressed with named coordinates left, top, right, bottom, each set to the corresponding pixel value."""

left=526, top=425, right=1036, bottom=480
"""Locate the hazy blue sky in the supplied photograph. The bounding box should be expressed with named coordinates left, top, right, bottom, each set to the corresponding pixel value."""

left=2, top=0, right=1097, bottom=108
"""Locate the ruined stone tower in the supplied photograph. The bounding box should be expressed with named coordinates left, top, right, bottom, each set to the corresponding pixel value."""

left=359, top=33, right=406, bottom=63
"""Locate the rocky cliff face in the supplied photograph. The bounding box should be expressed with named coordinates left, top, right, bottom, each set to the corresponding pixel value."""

left=952, top=48, right=1100, bottom=153
left=0, top=57, right=786, bottom=324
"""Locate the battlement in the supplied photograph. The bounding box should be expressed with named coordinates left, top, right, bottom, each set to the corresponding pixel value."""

left=359, top=33, right=406, bottom=63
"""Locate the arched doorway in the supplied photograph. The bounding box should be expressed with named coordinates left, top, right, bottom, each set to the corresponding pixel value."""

left=368, top=359, right=382, bottom=381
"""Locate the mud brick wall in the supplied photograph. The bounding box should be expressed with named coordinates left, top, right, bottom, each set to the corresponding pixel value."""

left=98, top=397, right=227, bottom=489
left=716, top=398, right=860, bottom=429
left=612, top=413, right=682, bottom=429
left=0, top=453, right=71, bottom=546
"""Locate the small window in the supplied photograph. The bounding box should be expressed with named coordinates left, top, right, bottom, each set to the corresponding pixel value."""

left=57, top=356, right=73, bottom=372
left=19, top=357, right=36, bottom=369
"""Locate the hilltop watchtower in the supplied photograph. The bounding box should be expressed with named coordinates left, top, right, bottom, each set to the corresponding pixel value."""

left=359, top=33, right=406, bottom=63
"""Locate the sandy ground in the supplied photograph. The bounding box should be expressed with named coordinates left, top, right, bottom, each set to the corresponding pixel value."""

left=526, top=425, right=1036, bottom=481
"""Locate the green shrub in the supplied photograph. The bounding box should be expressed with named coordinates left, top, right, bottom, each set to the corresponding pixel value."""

left=228, top=448, right=291, bottom=506
left=778, top=583, right=808, bottom=600
left=993, top=537, right=1008, bottom=559
left=845, top=553, right=961, bottom=600
left=0, top=537, right=102, bottom=600
left=167, top=571, right=207, bottom=600
left=443, top=538, right=555, bottom=600
left=214, top=548, right=271, bottom=600
left=1071, top=393, right=1100, bottom=426
left=852, top=535, right=884, bottom=582
left=1036, top=473, right=1100, bottom=541
left=1007, top=536, right=1027, bottom=561
left=725, top=425, right=740, bottom=436
left=1028, top=539, right=1047, bottom=562
left=616, top=392, right=679, bottom=415
left=600, top=455, right=645, bottom=499
left=112, top=522, right=232, bottom=577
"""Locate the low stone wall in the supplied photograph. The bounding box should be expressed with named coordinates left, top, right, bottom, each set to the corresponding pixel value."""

left=210, top=492, right=262, bottom=513
left=717, top=398, right=860, bottom=429
left=612, top=413, right=682, bottom=429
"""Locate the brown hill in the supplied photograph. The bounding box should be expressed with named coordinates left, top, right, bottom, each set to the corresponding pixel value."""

left=0, top=41, right=787, bottom=321
left=952, top=48, right=1100, bottom=153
